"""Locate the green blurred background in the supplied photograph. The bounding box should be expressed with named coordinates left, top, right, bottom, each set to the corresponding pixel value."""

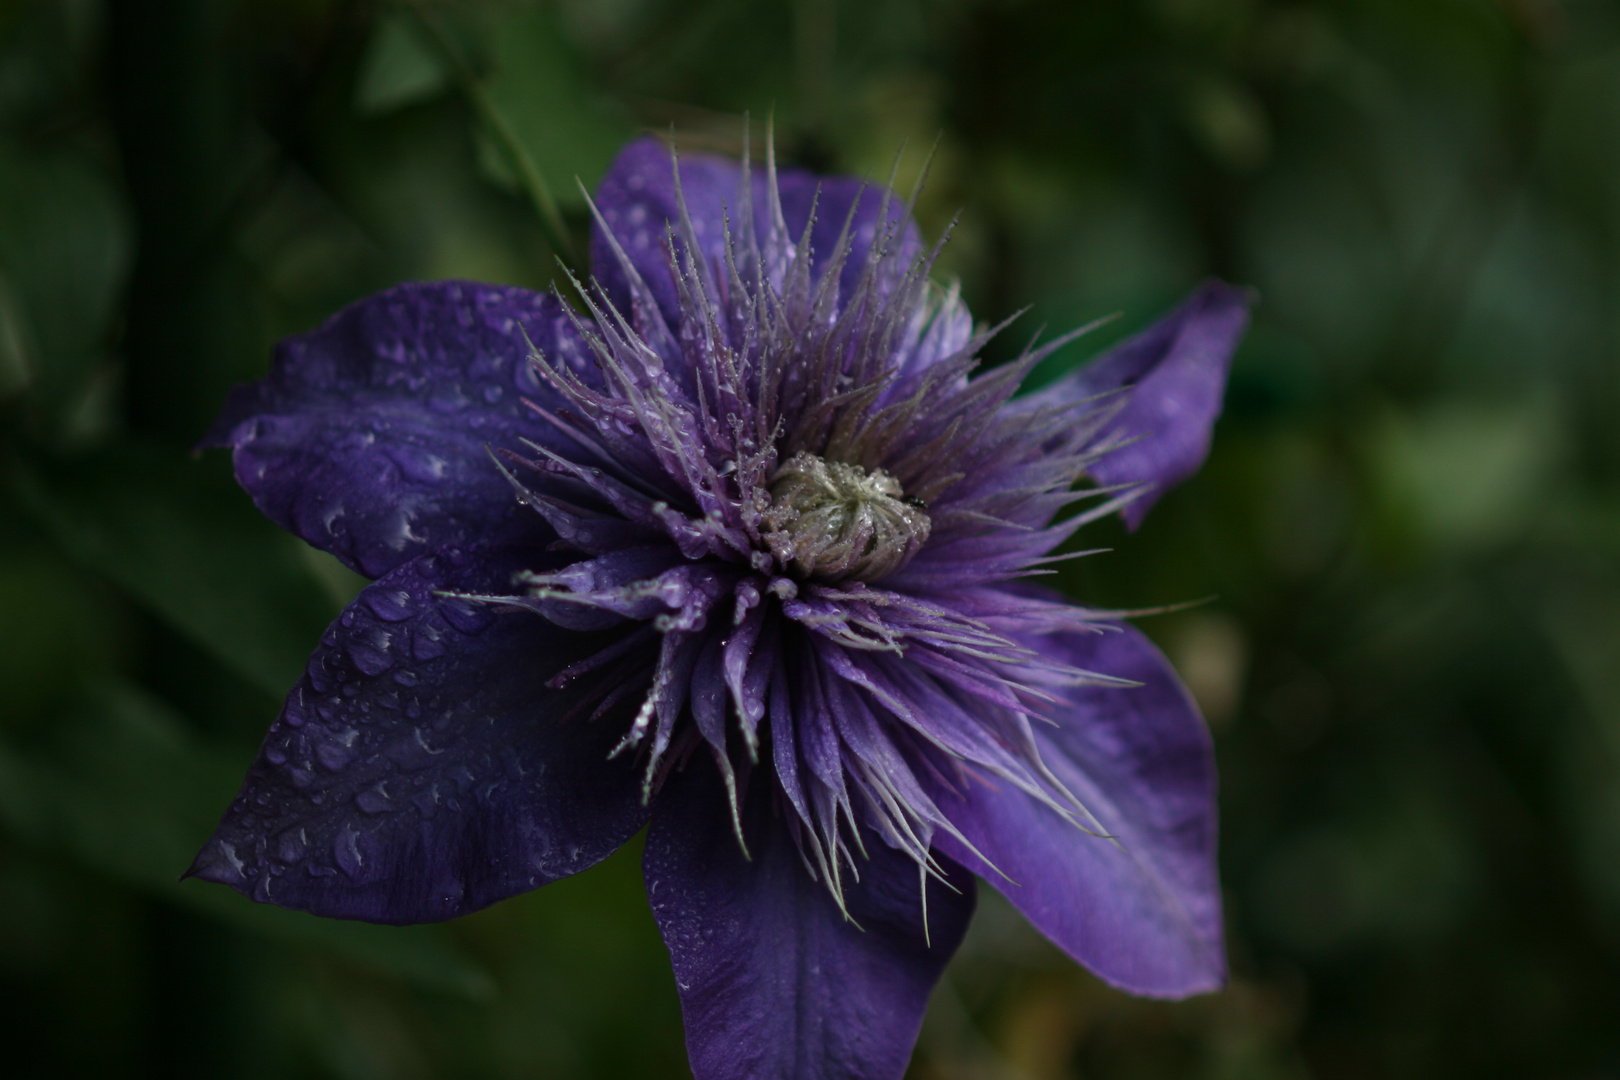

left=3, top=0, right=1619, bottom=1076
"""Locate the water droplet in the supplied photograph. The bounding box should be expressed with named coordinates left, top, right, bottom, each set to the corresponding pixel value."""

left=347, top=641, right=393, bottom=676
left=356, top=782, right=393, bottom=814
left=316, top=738, right=354, bottom=771
left=333, top=824, right=365, bottom=878
left=412, top=631, right=446, bottom=661
left=440, top=598, right=492, bottom=634
left=276, top=828, right=308, bottom=863
left=427, top=385, right=471, bottom=414
left=365, top=589, right=416, bottom=622
left=388, top=444, right=452, bottom=484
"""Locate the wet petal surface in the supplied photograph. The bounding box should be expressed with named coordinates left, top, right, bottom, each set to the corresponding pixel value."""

left=645, top=755, right=975, bottom=1080
left=188, top=545, right=650, bottom=923
left=1033, top=280, right=1251, bottom=529
left=590, top=135, right=922, bottom=330
left=203, top=282, right=592, bottom=578
left=929, top=623, right=1225, bottom=998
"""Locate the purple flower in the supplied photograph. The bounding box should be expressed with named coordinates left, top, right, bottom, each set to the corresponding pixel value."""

left=191, top=134, right=1250, bottom=1079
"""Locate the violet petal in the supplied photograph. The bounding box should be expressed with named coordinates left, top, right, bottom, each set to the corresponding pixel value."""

left=591, top=135, right=921, bottom=326
left=928, top=623, right=1225, bottom=998
left=202, top=281, right=592, bottom=578
left=645, top=755, right=975, bottom=1080
left=187, top=545, right=650, bottom=923
left=1035, top=279, right=1251, bottom=530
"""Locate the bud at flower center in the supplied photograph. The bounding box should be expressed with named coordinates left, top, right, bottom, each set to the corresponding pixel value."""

left=764, top=451, right=932, bottom=582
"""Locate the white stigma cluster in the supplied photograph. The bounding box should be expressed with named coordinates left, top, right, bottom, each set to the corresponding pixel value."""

left=763, top=451, right=932, bottom=582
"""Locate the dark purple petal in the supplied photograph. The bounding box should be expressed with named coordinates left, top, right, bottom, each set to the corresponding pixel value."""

left=928, top=623, right=1225, bottom=999
left=203, top=281, right=594, bottom=578
left=590, top=135, right=921, bottom=327
left=1035, top=280, right=1251, bottom=530
left=645, top=756, right=974, bottom=1080
left=187, top=545, right=651, bottom=923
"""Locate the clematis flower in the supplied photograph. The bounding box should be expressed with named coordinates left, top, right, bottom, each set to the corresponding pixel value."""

left=191, top=134, right=1250, bottom=1080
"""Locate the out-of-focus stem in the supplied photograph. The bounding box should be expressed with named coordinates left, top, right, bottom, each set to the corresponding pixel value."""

left=400, top=0, right=579, bottom=269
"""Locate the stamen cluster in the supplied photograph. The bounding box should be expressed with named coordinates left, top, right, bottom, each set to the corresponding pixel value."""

left=763, top=451, right=930, bottom=582
left=470, top=141, right=1133, bottom=901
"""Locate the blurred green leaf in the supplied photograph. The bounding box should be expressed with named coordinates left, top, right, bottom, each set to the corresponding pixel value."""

left=1539, top=575, right=1620, bottom=926
left=475, top=4, right=630, bottom=210
left=0, top=270, right=30, bottom=398
left=0, top=543, right=120, bottom=721
left=1367, top=396, right=1564, bottom=552
left=16, top=441, right=337, bottom=700
left=0, top=680, right=495, bottom=998
left=354, top=12, right=451, bottom=117
left=394, top=0, right=581, bottom=264
left=0, top=136, right=130, bottom=424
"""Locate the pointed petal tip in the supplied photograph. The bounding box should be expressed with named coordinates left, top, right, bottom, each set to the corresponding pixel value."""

left=189, top=545, right=652, bottom=926
left=1085, top=943, right=1229, bottom=1000
left=1193, top=275, right=1259, bottom=309
left=1076, top=277, right=1254, bottom=531
left=183, top=838, right=246, bottom=887
left=926, top=622, right=1225, bottom=1002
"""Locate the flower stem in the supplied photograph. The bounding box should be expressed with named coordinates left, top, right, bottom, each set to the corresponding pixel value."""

left=399, top=0, right=579, bottom=270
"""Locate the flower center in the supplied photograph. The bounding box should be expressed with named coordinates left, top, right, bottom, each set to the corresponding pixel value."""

left=763, top=451, right=931, bottom=582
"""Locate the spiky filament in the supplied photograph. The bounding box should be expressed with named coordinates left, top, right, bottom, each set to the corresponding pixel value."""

left=474, top=137, right=1143, bottom=907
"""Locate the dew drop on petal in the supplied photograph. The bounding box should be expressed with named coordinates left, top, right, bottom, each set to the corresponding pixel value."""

left=347, top=641, right=393, bottom=676
left=333, top=824, right=365, bottom=878
left=365, top=589, right=416, bottom=622
left=356, top=782, right=393, bottom=814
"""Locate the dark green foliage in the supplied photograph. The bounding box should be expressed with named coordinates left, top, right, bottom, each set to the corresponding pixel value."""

left=2, top=0, right=1618, bottom=1076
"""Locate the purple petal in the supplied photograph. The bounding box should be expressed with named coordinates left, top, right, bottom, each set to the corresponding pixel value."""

left=590, top=135, right=921, bottom=326
left=187, top=545, right=650, bottom=923
left=203, top=281, right=594, bottom=578
left=645, top=756, right=974, bottom=1080
left=1035, top=280, right=1251, bottom=530
left=928, top=623, right=1225, bottom=998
